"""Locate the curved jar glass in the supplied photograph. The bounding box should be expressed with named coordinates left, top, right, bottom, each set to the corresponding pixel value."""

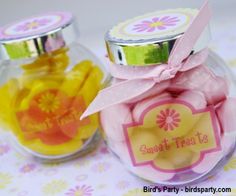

left=0, top=12, right=107, bottom=161
left=101, top=50, right=236, bottom=185
left=99, top=7, right=236, bottom=185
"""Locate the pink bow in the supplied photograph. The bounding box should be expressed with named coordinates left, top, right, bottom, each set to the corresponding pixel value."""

left=81, top=0, right=211, bottom=119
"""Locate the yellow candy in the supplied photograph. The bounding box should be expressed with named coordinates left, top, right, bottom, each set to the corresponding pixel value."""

left=22, top=56, right=51, bottom=75
left=77, top=113, right=98, bottom=140
left=0, top=79, right=19, bottom=129
left=151, top=126, right=175, bottom=145
left=21, top=72, right=64, bottom=88
left=17, top=80, right=59, bottom=111
left=60, top=60, right=93, bottom=96
left=22, top=48, right=69, bottom=74
left=153, top=158, right=175, bottom=171
left=78, top=66, right=104, bottom=105
left=14, top=89, right=30, bottom=109
left=188, top=114, right=218, bottom=153
left=0, top=49, right=103, bottom=157
left=48, top=48, right=70, bottom=73
left=159, top=145, right=194, bottom=168
left=72, top=60, right=93, bottom=72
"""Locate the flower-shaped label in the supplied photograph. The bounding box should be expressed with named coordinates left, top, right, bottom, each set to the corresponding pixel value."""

left=0, top=12, right=72, bottom=40
left=108, top=8, right=198, bottom=41
left=124, top=100, right=221, bottom=172
left=16, top=89, right=90, bottom=145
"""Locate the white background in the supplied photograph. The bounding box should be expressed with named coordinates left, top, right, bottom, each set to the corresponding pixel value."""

left=0, top=0, right=235, bottom=56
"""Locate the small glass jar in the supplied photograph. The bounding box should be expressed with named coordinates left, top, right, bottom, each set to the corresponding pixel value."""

left=97, top=8, right=236, bottom=185
left=0, top=12, right=106, bottom=161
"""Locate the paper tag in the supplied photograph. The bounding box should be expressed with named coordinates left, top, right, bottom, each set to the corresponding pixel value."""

left=16, top=89, right=90, bottom=145
left=124, top=100, right=221, bottom=172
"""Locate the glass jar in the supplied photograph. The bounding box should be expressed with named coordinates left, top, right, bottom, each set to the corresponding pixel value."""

left=0, top=12, right=106, bottom=161
left=82, top=6, right=236, bottom=185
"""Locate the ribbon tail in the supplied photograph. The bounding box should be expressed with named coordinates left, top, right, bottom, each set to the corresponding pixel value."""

left=168, top=0, right=211, bottom=66
left=180, top=48, right=209, bottom=71
left=80, top=79, right=155, bottom=119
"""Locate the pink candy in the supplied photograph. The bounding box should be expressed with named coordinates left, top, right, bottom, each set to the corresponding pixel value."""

left=126, top=80, right=170, bottom=104
left=170, top=66, right=212, bottom=91
left=100, top=104, right=132, bottom=142
left=170, top=65, right=228, bottom=105
left=101, top=65, right=233, bottom=182
left=204, top=76, right=228, bottom=105
left=132, top=92, right=172, bottom=124
left=191, top=98, right=236, bottom=174
left=177, top=90, right=207, bottom=110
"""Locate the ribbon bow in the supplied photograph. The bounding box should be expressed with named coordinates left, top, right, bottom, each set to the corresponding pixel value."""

left=81, top=0, right=211, bottom=119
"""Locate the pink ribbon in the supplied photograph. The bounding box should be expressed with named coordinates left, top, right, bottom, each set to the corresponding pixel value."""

left=81, top=0, right=211, bottom=119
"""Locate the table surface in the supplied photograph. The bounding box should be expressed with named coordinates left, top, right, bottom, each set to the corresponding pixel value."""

left=0, top=25, right=236, bottom=196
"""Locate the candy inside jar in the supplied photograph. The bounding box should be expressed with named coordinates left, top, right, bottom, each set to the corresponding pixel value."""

left=82, top=2, right=236, bottom=185
left=101, top=51, right=236, bottom=184
left=0, top=12, right=106, bottom=161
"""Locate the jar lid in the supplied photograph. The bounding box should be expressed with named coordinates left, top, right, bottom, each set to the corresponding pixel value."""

left=105, top=8, right=211, bottom=66
left=0, top=11, right=77, bottom=60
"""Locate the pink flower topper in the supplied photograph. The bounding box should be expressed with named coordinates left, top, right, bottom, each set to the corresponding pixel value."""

left=133, top=16, right=180, bottom=32
left=14, top=18, right=51, bottom=33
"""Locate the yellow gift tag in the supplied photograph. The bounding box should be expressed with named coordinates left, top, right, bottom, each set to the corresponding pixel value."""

left=124, top=100, right=221, bottom=172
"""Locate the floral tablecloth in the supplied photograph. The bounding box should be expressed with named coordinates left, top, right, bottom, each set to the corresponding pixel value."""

left=0, top=25, right=236, bottom=196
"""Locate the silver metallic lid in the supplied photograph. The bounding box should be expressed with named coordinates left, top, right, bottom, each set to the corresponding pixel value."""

left=105, top=8, right=211, bottom=66
left=0, top=11, right=78, bottom=60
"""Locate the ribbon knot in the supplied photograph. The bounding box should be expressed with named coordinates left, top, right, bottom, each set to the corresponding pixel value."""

left=81, top=0, right=211, bottom=120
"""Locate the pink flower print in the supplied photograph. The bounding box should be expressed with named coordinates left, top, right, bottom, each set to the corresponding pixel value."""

left=14, top=18, right=51, bottom=32
left=65, top=185, right=93, bottom=196
left=20, top=163, right=36, bottom=173
left=0, top=144, right=10, bottom=155
left=133, top=16, right=180, bottom=32
left=100, top=146, right=109, bottom=154
left=156, top=108, right=180, bottom=131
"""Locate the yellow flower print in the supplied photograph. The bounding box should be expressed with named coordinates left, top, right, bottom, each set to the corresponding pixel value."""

left=224, top=156, right=236, bottom=171
left=0, top=172, right=12, bottom=189
left=14, top=152, right=26, bottom=160
left=96, top=183, right=107, bottom=190
left=38, top=92, right=60, bottom=113
left=92, top=162, right=111, bottom=173
left=74, top=159, right=90, bottom=168
left=43, top=180, right=67, bottom=195
left=228, top=59, right=236, bottom=67
left=123, top=188, right=152, bottom=196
